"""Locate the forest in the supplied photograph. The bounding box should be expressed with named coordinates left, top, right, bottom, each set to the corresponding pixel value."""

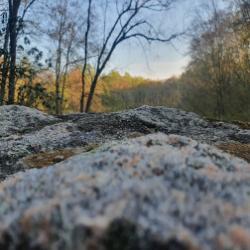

left=0, top=0, right=249, bottom=121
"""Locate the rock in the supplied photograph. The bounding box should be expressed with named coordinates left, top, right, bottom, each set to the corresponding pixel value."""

left=229, top=130, right=250, bottom=144
left=0, top=105, right=250, bottom=249
left=0, top=105, right=59, bottom=137
left=118, top=106, right=243, bottom=144
left=0, top=105, right=249, bottom=180
left=0, top=122, right=88, bottom=178
left=0, top=133, right=250, bottom=250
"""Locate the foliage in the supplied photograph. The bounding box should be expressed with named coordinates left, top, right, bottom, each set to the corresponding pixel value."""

left=17, top=83, right=55, bottom=110
left=61, top=68, right=150, bottom=113
left=178, top=2, right=250, bottom=121
left=15, top=47, right=55, bottom=112
left=102, top=78, right=181, bottom=112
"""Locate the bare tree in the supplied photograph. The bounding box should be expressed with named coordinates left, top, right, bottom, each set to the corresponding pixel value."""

left=60, top=21, right=86, bottom=113
left=39, top=0, right=85, bottom=114
left=80, top=0, right=183, bottom=112
left=79, top=0, right=91, bottom=112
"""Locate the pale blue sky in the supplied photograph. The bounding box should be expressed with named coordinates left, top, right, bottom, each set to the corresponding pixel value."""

left=106, top=0, right=227, bottom=80
left=108, top=36, right=190, bottom=80
left=106, top=0, right=197, bottom=79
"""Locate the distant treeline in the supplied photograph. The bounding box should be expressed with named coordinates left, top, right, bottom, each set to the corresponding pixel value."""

left=102, top=73, right=250, bottom=121
left=101, top=78, right=181, bottom=112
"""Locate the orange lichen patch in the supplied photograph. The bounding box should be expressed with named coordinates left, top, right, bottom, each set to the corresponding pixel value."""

left=229, top=226, right=250, bottom=248
left=217, top=143, right=250, bottom=162
left=198, top=164, right=219, bottom=177
left=0, top=176, right=22, bottom=191
left=169, top=228, right=201, bottom=250
left=198, top=168, right=250, bottom=182
left=23, top=144, right=99, bottom=169
left=20, top=199, right=59, bottom=232
left=129, top=155, right=141, bottom=167
left=197, top=164, right=230, bottom=181
left=222, top=203, right=237, bottom=220
left=216, top=234, right=231, bottom=250
left=196, top=161, right=250, bottom=181
left=116, top=154, right=142, bottom=169
left=216, top=226, right=250, bottom=249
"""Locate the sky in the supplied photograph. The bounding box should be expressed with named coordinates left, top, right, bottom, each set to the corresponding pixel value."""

left=106, top=0, right=198, bottom=80
left=108, top=36, right=190, bottom=80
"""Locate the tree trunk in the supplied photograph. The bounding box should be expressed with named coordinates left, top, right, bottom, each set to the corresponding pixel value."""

left=60, top=51, right=70, bottom=115
left=0, top=23, right=10, bottom=105
left=55, top=39, right=62, bottom=115
left=80, top=70, right=86, bottom=112
left=7, top=0, right=20, bottom=105
left=80, top=0, right=92, bottom=113
left=85, top=74, right=98, bottom=112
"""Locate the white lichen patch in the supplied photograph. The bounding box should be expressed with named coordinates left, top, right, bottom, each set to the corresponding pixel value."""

left=0, top=105, right=59, bottom=137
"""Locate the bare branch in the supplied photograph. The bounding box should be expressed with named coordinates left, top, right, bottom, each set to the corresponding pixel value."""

left=122, top=31, right=185, bottom=43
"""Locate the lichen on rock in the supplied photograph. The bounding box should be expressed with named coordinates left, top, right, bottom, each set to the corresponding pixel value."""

left=0, top=105, right=59, bottom=137
left=0, top=105, right=249, bottom=249
left=0, top=133, right=249, bottom=250
left=0, top=105, right=249, bottom=180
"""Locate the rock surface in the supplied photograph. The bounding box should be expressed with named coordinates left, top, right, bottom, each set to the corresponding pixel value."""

left=0, top=105, right=249, bottom=179
left=0, top=105, right=250, bottom=250
left=0, top=105, right=59, bottom=137
left=0, top=133, right=250, bottom=250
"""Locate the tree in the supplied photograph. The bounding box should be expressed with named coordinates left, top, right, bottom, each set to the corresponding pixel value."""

left=0, top=1, right=9, bottom=105
left=39, top=0, right=85, bottom=114
left=8, top=0, right=38, bottom=104
left=0, top=0, right=38, bottom=105
left=188, top=1, right=235, bottom=119
left=80, top=0, right=183, bottom=112
left=16, top=59, right=54, bottom=111
left=178, top=0, right=250, bottom=121
left=234, top=0, right=250, bottom=23
left=79, top=0, right=91, bottom=112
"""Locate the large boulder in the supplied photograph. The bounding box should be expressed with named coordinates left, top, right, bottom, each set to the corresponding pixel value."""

left=0, top=105, right=249, bottom=180
left=0, top=105, right=250, bottom=250
left=0, top=134, right=250, bottom=250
